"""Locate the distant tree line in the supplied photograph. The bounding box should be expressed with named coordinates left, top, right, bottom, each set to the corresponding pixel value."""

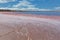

left=0, top=9, right=16, bottom=12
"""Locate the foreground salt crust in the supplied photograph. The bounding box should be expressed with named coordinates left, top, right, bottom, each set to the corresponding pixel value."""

left=0, top=14, right=60, bottom=40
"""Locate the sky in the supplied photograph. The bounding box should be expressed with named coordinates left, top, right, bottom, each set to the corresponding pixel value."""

left=0, top=0, right=60, bottom=11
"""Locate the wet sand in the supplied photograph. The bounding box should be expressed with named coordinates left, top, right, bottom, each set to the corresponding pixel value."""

left=0, top=12, right=60, bottom=40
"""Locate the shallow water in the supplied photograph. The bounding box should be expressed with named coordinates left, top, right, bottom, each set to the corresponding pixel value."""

left=14, top=11, right=60, bottom=16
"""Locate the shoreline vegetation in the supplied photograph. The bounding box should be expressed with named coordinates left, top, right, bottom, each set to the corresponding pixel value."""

left=0, top=9, right=60, bottom=12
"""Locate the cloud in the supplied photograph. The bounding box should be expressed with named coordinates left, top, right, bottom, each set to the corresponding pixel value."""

left=51, top=7, right=60, bottom=11
left=0, top=0, right=16, bottom=3
left=12, top=0, right=51, bottom=11
left=54, top=7, right=60, bottom=10
left=0, top=0, right=51, bottom=11
left=13, top=0, right=34, bottom=8
left=0, top=7, right=19, bottom=10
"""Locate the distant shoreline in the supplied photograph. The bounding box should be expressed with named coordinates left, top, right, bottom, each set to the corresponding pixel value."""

left=0, top=10, right=60, bottom=12
left=0, top=12, right=60, bottom=20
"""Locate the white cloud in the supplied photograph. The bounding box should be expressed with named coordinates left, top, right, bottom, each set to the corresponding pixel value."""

left=0, top=0, right=16, bottom=3
left=0, top=7, right=19, bottom=10
left=12, top=0, right=51, bottom=11
left=54, top=7, right=60, bottom=10
left=0, top=0, right=51, bottom=11
left=13, top=0, right=33, bottom=8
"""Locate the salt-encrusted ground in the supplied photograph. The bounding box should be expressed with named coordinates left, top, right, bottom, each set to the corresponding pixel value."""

left=0, top=14, right=60, bottom=40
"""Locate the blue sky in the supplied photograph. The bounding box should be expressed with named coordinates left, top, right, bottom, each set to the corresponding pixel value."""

left=0, top=0, right=60, bottom=11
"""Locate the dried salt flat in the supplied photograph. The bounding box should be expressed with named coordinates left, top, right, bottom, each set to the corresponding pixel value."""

left=0, top=14, right=60, bottom=40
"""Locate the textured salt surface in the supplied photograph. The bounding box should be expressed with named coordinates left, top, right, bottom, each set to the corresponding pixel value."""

left=0, top=14, right=60, bottom=40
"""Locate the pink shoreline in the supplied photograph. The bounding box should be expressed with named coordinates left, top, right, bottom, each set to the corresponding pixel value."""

left=0, top=12, right=60, bottom=40
left=0, top=12, right=60, bottom=20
